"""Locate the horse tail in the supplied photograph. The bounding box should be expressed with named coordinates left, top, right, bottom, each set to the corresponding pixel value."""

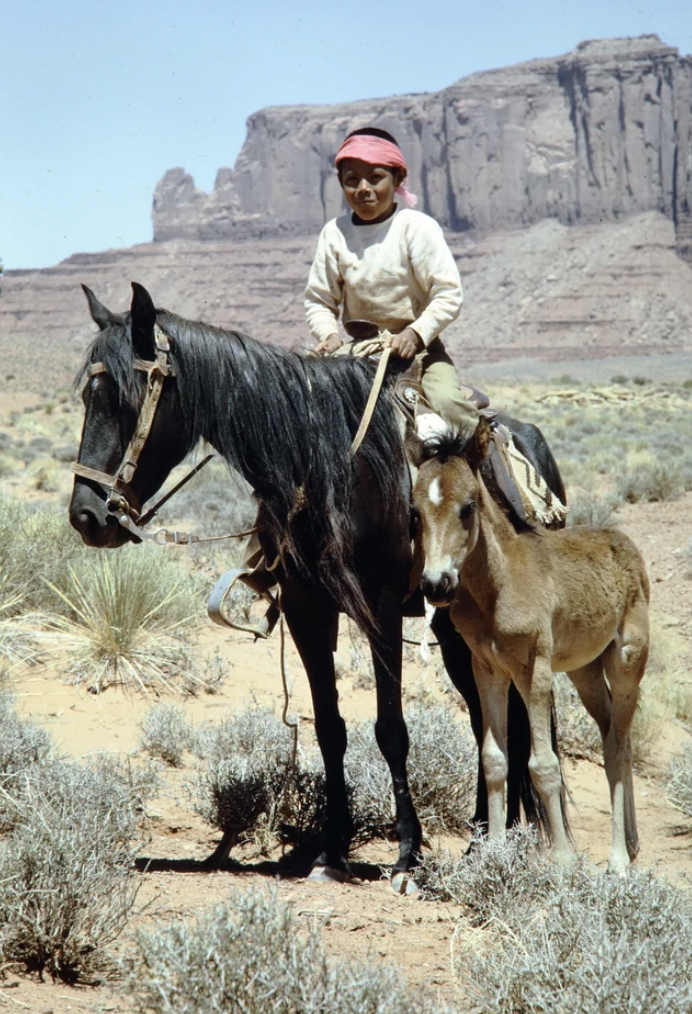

left=506, top=685, right=571, bottom=844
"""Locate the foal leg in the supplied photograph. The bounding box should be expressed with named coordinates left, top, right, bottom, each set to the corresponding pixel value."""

left=431, top=610, right=529, bottom=830
left=431, top=609, right=488, bottom=828
left=369, top=590, right=422, bottom=894
left=282, top=591, right=353, bottom=880
left=472, top=657, right=510, bottom=840
left=514, top=655, right=573, bottom=865
left=602, top=609, right=648, bottom=872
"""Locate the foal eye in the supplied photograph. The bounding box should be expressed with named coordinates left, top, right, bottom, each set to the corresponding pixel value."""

left=459, top=501, right=476, bottom=520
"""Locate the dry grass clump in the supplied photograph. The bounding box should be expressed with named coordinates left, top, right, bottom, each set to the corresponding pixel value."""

left=463, top=861, right=692, bottom=1012
left=418, top=826, right=559, bottom=926
left=40, top=548, right=200, bottom=693
left=567, top=491, right=621, bottom=527
left=0, top=495, right=89, bottom=615
left=667, top=745, right=692, bottom=817
left=190, top=701, right=477, bottom=856
left=190, top=706, right=295, bottom=853
left=553, top=673, right=603, bottom=762
left=0, top=579, right=43, bottom=672
left=123, top=887, right=443, bottom=1014
left=139, top=703, right=196, bottom=767
left=421, top=831, right=692, bottom=1014
left=617, top=458, right=685, bottom=503
left=0, top=690, right=53, bottom=830
left=0, top=747, right=157, bottom=982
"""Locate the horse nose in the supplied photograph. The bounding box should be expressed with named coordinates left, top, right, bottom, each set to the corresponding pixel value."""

left=69, top=503, right=104, bottom=546
left=420, top=569, right=458, bottom=606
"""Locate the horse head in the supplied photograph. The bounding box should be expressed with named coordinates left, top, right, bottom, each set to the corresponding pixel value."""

left=69, top=283, right=188, bottom=548
left=411, top=418, right=491, bottom=606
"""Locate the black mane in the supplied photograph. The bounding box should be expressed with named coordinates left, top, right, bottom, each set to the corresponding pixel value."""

left=80, top=310, right=406, bottom=631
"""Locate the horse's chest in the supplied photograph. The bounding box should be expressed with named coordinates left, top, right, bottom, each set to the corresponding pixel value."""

left=450, top=595, right=534, bottom=676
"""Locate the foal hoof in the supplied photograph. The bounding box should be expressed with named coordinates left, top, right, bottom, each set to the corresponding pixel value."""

left=308, top=863, right=353, bottom=884
left=391, top=871, right=419, bottom=896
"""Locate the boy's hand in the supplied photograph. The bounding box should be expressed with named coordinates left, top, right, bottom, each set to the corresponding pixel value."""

left=314, top=334, right=343, bottom=355
left=388, top=327, right=422, bottom=360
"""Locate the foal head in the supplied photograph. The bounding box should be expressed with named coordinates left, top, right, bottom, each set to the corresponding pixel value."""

left=412, top=420, right=491, bottom=607
left=69, top=283, right=188, bottom=548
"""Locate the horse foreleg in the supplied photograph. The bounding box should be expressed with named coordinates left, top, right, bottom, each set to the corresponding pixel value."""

left=369, top=592, right=422, bottom=894
left=282, top=591, right=353, bottom=881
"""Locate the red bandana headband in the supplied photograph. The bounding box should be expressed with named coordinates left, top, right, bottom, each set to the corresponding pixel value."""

left=334, top=135, right=419, bottom=208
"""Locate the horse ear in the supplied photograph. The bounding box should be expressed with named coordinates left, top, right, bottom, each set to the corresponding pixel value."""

left=82, top=285, right=114, bottom=330
left=464, top=416, right=492, bottom=471
left=130, top=282, right=157, bottom=358
left=404, top=423, right=427, bottom=468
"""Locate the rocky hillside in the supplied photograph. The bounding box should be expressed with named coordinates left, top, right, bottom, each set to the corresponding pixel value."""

left=153, top=36, right=692, bottom=263
left=3, top=35, right=692, bottom=393
left=3, top=211, right=691, bottom=393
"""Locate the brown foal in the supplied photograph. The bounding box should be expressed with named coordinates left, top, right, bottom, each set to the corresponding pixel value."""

left=412, top=419, right=650, bottom=872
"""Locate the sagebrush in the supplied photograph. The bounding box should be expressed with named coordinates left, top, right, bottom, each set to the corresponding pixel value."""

left=0, top=752, right=157, bottom=981
left=123, top=887, right=444, bottom=1014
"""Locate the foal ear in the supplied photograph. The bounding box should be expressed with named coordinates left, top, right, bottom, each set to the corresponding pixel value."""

left=464, top=416, right=492, bottom=471
left=130, top=282, right=157, bottom=358
left=82, top=285, right=114, bottom=330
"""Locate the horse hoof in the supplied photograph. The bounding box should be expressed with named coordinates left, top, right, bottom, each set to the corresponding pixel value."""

left=308, top=864, right=353, bottom=884
left=391, top=871, right=419, bottom=896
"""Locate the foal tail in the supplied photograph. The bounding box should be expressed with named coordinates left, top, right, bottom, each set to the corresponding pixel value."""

left=507, top=687, right=572, bottom=844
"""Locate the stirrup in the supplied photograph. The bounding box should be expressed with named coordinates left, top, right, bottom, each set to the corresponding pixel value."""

left=207, top=567, right=281, bottom=639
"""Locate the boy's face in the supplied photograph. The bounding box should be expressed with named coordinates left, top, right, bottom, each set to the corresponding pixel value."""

left=338, top=158, right=404, bottom=223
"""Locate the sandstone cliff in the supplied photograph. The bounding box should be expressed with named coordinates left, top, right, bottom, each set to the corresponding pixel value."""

left=152, top=35, right=692, bottom=262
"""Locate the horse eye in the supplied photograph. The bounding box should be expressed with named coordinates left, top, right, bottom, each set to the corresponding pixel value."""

left=409, top=506, right=420, bottom=532
left=459, top=501, right=475, bottom=520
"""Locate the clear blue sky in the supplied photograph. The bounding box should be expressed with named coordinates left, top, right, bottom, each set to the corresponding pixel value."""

left=2, top=0, right=691, bottom=270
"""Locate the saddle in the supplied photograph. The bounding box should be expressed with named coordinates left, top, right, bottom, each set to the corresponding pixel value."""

left=340, top=320, right=562, bottom=527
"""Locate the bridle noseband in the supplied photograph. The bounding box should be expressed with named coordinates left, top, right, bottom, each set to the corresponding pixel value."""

left=72, top=323, right=176, bottom=527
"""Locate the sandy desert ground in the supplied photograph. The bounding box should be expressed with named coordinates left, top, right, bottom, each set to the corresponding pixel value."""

left=1, top=370, right=692, bottom=1013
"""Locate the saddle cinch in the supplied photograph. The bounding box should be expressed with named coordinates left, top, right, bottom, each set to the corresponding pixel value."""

left=337, top=320, right=530, bottom=526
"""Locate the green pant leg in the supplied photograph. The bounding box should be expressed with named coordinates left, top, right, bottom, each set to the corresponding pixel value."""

left=419, top=339, right=479, bottom=440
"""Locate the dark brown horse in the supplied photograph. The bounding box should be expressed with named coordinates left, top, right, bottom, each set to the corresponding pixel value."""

left=69, top=282, right=565, bottom=890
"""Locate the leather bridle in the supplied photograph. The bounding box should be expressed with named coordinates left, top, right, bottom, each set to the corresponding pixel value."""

left=72, top=323, right=178, bottom=533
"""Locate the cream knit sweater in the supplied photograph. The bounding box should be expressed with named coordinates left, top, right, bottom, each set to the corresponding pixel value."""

left=304, top=207, right=463, bottom=347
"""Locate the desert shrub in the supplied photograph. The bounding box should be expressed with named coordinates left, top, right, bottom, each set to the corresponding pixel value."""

left=191, top=702, right=477, bottom=854
left=164, top=460, right=255, bottom=536
left=190, top=706, right=295, bottom=851
left=123, top=887, right=442, bottom=1014
left=140, top=703, right=196, bottom=767
left=667, top=745, right=692, bottom=817
left=567, top=491, right=621, bottom=528
left=40, top=548, right=200, bottom=692
left=0, top=690, right=53, bottom=830
left=0, top=496, right=89, bottom=615
left=460, top=863, right=692, bottom=1014
left=0, top=578, right=42, bottom=671
left=0, top=754, right=157, bottom=981
left=553, top=673, right=602, bottom=762
left=616, top=459, right=684, bottom=503
left=418, top=826, right=561, bottom=926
